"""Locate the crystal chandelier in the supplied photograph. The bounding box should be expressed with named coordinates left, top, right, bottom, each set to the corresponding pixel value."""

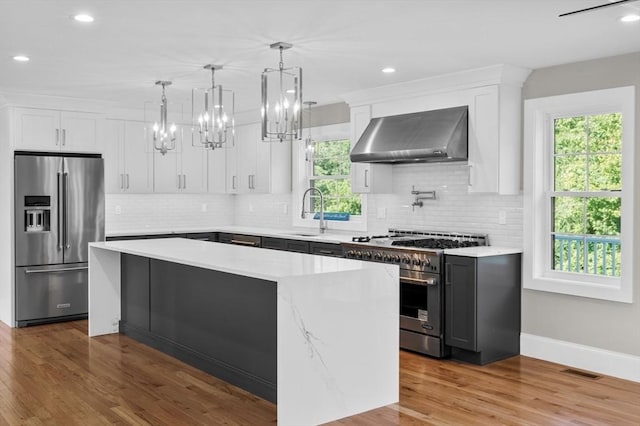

left=152, top=80, right=177, bottom=155
left=261, top=42, right=302, bottom=142
left=303, top=101, right=316, bottom=162
left=192, top=64, right=234, bottom=149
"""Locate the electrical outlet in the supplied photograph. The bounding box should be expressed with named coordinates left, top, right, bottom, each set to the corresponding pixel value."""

left=498, top=210, right=507, bottom=225
left=115, top=205, right=122, bottom=215
left=201, top=203, right=207, bottom=212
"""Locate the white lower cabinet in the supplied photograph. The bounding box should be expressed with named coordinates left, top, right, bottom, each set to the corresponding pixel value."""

left=104, top=120, right=153, bottom=193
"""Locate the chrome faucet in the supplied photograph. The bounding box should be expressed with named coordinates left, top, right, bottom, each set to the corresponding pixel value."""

left=301, top=187, right=326, bottom=234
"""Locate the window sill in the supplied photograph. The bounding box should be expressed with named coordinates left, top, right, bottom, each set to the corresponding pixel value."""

left=524, top=272, right=632, bottom=303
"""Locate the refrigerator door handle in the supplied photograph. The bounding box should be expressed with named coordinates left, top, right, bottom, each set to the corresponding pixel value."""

left=57, top=171, right=63, bottom=250
left=24, top=266, right=88, bottom=274
left=63, top=171, right=70, bottom=249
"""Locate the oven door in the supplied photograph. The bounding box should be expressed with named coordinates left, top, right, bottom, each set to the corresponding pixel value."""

left=399, top=270, right=441, bottom=337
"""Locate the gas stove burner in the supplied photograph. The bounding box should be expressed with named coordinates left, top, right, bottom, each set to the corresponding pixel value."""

left=391, top=238, right=481, bottom=249
left=352, top=236, right=371, bottom=243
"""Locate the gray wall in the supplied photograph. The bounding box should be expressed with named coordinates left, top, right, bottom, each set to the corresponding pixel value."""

left=522, top=52, right=640, bottom=356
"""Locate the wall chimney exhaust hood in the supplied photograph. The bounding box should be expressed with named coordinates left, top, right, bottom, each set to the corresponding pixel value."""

left=350, top=105, right=468, bottom=163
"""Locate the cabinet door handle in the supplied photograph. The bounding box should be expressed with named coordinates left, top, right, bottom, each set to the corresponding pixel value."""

left=177, top=174, right=181, bottom=189
left=55, top=129, right=60, bottom=145
left=62, top=129, right=66, bottom=146
left=120, top=173, right=124, bottom=189
left=232, top=175, right=237, bottom=190
left=468, top=164, right=473, bottom=187
left=126, top=174, right=130, bottom=189
left=364, top=169, right=369, bottom=188
left=445, top=263, right=451, bottom=285
left=183, top=174, right=186, bottom=189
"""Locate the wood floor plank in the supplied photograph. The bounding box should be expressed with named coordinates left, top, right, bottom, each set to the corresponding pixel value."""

left=1, top=320, right=640, bottom=425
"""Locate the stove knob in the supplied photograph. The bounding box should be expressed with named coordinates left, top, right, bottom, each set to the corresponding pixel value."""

left=392, top=255, right=401, bottom=263
left=362, top=251, right=372, bottom=260
left=412, top=258, right=422, bottom=266
left=374, top=252, right=383, bottom=260
left=355, top=251, right=362, bottom=259
left=346, top=250, right=355, bottom=258
left=382, top=254, right=390, bottom=262
left=424, top=258, right=431, bottom=266
left=402, top=256, right=411, bottom=264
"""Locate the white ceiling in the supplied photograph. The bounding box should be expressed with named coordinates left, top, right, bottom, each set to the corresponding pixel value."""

left=2, top=0, right=640, bottom=115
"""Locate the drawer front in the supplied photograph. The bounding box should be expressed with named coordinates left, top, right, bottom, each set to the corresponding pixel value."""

left=262, top=237, right=286, bottom=250
left=284, top=240, right=310, bottom=253
left=309, top=242, right=343, bottom=257
left=15, top=263, right=88, bottom=321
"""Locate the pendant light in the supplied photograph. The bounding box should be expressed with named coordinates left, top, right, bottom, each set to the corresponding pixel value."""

left=261, top=42, right=302, bottom=142
left=303, top=101, right=317, bottom=162
left=192, top=64, right=235, bottom=150
left=152, top=80, right=177, bottom=155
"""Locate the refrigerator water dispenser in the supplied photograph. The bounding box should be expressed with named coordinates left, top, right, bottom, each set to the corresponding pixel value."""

left=24, top=195, right=51, bottom=232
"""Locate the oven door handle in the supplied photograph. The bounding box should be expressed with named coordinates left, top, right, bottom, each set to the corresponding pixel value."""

left=401, top=276, right=437, bottom=286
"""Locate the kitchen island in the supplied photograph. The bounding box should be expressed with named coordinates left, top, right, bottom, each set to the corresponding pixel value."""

left=88, top=238, right=399, bottom=426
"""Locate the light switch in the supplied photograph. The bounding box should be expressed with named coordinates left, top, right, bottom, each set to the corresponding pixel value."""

left=498, top=210, right=507, bottom=225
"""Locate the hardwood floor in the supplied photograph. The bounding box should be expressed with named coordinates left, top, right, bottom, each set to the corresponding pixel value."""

left=1, top=321, right=639, bottom=425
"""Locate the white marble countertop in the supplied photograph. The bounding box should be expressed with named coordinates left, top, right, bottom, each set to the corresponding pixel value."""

left=106, top=225, right=356, bottom=244
left=444, top=246, right=523, bottom=257
left=90, top=237, right=389, bottom=281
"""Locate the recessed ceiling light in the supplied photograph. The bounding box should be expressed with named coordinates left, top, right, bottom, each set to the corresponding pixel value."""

left=382, top=67, right=396, bottom=74
left=620, top=14, right=640, bottom=22
left=74, top=14, right=94, bottom=23
left=13, top=55, right=30, bottom=62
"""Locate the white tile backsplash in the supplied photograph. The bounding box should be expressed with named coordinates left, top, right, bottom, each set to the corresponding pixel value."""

left=105, top=193, right=234, bottom=234
left=107, top=163, right=523, bottom=247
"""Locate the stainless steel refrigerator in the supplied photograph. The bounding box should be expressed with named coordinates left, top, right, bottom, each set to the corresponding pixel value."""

left=14, top=153, right=104, bottom=327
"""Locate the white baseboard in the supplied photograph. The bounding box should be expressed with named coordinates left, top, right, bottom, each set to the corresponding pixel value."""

left=521, top=333, right=640, bottom=383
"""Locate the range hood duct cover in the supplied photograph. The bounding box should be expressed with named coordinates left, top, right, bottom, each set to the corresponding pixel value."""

left=350, top=105, right=468, bottom=163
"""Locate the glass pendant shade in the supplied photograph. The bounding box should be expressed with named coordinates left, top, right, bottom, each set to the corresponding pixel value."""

left=261, top=42, right=302, bottom=142
left=151, top=80, right=177, bottom=155
left=304, top=101, right=316, bottom=162
left=192, top=64, right=235, bottom=149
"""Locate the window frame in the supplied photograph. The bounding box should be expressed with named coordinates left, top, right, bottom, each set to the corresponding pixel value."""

left=292, top=122, right=367, bottom=232
left=523, top=86, right=635, bottom=303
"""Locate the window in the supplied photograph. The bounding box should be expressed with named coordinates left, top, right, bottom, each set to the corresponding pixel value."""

left=292, top=122, right=366, bottom=231
left=307, top=138, right=361, bottom=215
left=523, top=86, right=635, bottom=302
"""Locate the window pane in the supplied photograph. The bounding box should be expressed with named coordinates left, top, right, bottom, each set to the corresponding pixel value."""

left=553, top=196, right=584, bottom=234
left=589, top=154, right=622, bottom=191
left=311, top=178, right=361, bottom=215
left=313, top=139, right=351, bottom=176
left=588, top=113, right=622, bottom=153
left=554, top=117, right=586, bottom=154
left=554, top=155, right=586, bottom=191
left=586, top=197, right=621, bottom=236
left=553, top=235, right=585, bottom=274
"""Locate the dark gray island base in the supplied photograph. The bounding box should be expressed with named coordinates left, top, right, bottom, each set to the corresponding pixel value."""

left=120, top=254, right=277, bottom=402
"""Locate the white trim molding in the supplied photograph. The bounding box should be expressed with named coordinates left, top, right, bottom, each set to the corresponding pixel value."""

left=521, top=333, right=640, bottom=383
left=523, top=86, right=635, bottom=303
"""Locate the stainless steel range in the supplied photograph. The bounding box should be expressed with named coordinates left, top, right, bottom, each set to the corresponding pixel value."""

left=342, top=229, right=487, bottom=358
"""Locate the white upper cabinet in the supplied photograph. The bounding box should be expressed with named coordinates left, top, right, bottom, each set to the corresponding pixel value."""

left=350, top=105, right=393, bottom=194
left=234, top=122, right=291, bottom=194
left=153, top=125, right=207, bottom=193
left=13, top=107, right=103, bottom=153
left=104, top=120, right=153, bottom=193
